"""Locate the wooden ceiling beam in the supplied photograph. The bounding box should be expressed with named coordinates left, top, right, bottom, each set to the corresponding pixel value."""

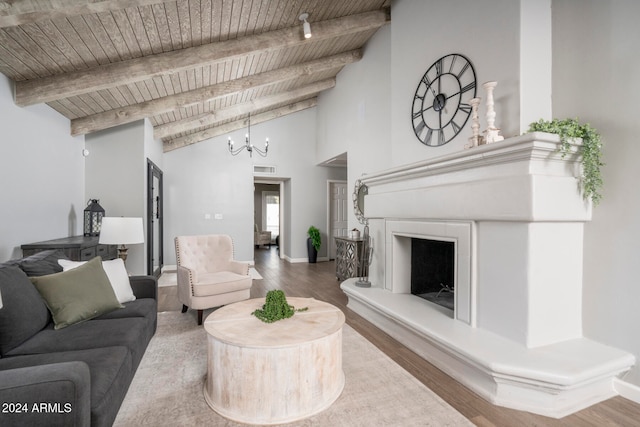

left=70, top=49, right=361, bottom=136
left=14, top=8, right=389, bottom=106
left=0, top=0, right=175, bottom=28
left=163, top=98, right=318, bottom=152
left=154, top=78, right=335, bottom=140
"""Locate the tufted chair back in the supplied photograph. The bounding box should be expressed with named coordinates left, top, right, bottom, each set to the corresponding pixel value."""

left=175, top=234, right=235, bottom=274
left=174, top=234, right=251, bottom=325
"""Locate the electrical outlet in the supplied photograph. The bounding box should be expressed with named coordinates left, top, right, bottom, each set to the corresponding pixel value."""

left=214, top=213, right=223, bottom=220
left=204, top=213, right=211, bottom=220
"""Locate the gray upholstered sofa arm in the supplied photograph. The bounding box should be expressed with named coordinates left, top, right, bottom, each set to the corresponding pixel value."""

left=0, top=361, right=91, bottom=427
left=129, top=275, right=158, bottom=300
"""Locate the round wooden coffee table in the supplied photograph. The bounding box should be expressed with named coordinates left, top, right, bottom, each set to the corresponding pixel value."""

left=203, top=297, right=345, bottom=425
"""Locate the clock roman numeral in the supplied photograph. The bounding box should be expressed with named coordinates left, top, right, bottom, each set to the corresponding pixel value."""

left=438, top=129, right=445, bottom=145
left=421, top=74, right=432, bottom=87
left=435, top=58, right=443, bottom=76
left=459, top=103, right=472, bottom=113
left=451, top=120, right=461, bottom=134
left=457, top=61, right=470, bottom=78
left=461, top=81, right=476, bottom=93
left=414, top=120, right=426, bottom=135
left=424, top=129, right=433, bottom=144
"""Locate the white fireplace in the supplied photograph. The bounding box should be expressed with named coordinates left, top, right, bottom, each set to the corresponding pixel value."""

left=341, top=133, right=634, bottom=418
left=386, top=220, right=473, bottom=324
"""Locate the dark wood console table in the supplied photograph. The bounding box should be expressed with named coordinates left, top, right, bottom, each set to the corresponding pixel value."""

left=21, top=236, right=117, bottom=261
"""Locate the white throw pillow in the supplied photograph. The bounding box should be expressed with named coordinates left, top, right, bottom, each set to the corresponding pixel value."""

left=58, top=258, right=136, bottom=303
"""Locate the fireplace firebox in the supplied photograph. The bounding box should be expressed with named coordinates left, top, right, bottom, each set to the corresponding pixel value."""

left=410, top=238, right=455, bottom=310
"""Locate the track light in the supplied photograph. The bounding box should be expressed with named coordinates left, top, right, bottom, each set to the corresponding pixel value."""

left=299, top=13, right=311, bottom=39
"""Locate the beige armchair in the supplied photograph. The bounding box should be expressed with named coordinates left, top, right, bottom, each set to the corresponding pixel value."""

left=175, top=234, right=252, bottom=325
left=254, top=224, right=272, bottom=248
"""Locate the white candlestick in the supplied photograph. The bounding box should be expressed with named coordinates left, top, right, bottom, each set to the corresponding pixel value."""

left=482, top=81, right=504, bottom=144
left=469, top=97, right=481, bottom=147
left=484, top=81, right=497, bottom=130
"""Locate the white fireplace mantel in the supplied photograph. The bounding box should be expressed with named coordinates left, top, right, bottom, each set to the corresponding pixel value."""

left=363, top=132, right=591, bottom=222
left=341, top=133, right=634, bottom=418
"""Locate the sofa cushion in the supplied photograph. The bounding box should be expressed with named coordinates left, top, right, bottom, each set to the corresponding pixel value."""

left=0, top=265, right=51, bottom=356
left=95, top=298, right=156, bottom=321
left=193, top=271, right=253, bottom=296
left=6, top=317, right=152, bottom=370
left=0, top=346, right=133, bottom=427
left=59, top=258, right=136, bottom=304
left=17, top=250, right=68, bottom=277
left=30, top=257, right=123, bottom=330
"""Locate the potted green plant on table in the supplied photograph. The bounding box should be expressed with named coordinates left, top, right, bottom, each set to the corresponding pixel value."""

left=307, top=226, right=321, bottom=263
left=252, top=290, right=308, bottom=323
left=527, top=118, right=604, bottom=205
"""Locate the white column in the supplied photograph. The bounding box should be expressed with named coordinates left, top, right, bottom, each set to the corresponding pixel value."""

left=520, top=0, right=553, bottom=132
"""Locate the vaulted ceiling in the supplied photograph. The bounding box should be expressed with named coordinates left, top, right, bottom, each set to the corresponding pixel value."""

left=0, top=0, right=391, bottom=151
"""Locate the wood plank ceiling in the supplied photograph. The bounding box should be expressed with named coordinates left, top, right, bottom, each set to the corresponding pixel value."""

left=0, top=0, right=391, bottom=151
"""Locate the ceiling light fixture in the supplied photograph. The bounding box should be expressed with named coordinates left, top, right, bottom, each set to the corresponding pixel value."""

left=299, top=13, right=311, bottom=39
left=228, top=113, right=269, bottom=158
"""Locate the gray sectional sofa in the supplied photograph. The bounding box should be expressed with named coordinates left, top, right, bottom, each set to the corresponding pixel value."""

left=0, top=250, right=157, bottom=427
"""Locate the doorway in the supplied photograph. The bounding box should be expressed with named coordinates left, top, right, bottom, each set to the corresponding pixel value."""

left=328, top=180, right=348, bottom=260
left=254, top=179, right=285, bottom=259
left=147, top=159, right=163, bottom=277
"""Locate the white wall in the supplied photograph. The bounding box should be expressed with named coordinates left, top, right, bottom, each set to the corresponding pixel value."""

left=85, top=120, right=153, bottom=275
left=316, top=24, right=392, bottom=233
left=0, top=74, right=85, bottom=261
left=552, top=0, right=640, bottom=386
left=163, top=108, right=346, bottom=265
left=390, top=0, right=520, bottom=167
left=318, top=0, right=519, bottom=231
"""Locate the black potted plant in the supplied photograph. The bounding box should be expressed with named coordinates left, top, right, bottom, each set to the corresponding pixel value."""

left=307, top=226, right=321, bottom=263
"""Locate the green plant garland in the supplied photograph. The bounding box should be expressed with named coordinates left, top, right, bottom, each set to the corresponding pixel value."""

left=252, top=290, right=308, bottom=323
left=527, top=118, right=604, bottom=205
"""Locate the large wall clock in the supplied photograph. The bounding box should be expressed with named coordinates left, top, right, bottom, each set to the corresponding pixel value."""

left=411, top=53, right=477, bottom=147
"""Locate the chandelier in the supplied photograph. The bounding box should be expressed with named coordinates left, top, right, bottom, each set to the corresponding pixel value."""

left=228, top=113, right=269, bottom=158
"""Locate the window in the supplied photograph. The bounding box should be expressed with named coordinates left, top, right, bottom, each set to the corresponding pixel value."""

left=263, top=191, right=279, bottom=238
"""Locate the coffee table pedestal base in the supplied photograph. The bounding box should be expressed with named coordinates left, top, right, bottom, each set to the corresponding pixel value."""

left=203, top=297, right=345, bottom=425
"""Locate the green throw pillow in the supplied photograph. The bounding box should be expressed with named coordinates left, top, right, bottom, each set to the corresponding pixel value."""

left=30, top=256, right=123, bottom=329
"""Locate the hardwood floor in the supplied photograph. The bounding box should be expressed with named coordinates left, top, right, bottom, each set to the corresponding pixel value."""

left=158, top=247, right=640, bottom=426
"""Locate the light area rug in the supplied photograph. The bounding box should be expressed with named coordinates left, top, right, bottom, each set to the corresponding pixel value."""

left=114, top=311, right=473, bottom=426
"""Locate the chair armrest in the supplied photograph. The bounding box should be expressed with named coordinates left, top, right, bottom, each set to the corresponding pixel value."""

left=0, top=361, right=91, bottom=427
left=229, top=261, right=250, bottom=275
left=177, top=265, right=196, bottom=285
left=129, top=275, right=158, bottom=300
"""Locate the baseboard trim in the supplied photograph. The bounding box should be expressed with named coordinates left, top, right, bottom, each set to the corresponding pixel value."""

left=614, top=378, right=640, bottom=404
left=285, top=256, right=330, bottom=264
left=162, top=264, right=177, bottom=272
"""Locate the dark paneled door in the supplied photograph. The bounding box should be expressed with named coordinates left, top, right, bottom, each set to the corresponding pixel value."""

left=147, top=159, right=163, bottom=277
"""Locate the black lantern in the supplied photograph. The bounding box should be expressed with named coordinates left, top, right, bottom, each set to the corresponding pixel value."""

left=84, top=199, right=105, bottom=236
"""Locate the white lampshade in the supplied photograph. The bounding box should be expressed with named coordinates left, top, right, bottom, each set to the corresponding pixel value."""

left=99, top=217, right=144, bottom=245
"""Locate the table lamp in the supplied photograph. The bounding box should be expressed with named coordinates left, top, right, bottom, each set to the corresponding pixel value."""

left=99, top=217, right=144, bottom=264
